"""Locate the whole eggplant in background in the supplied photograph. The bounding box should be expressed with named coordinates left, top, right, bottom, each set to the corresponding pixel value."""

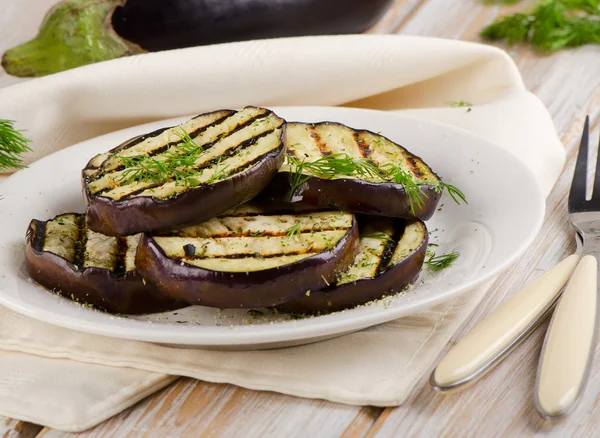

left=2, top=0, right=395, bottom=77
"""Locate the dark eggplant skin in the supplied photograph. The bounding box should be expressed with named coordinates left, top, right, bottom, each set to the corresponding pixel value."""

left=112, top=0, right=395, bottom=52
left=83, top=122, right=286, bottom=237
left=135, top=217, right=360, bottom=309
left=24, top=219, right=186, bottom=314
left=279, top=222, right=429, bottom=314
left=263, top=175, right=441, bottom=221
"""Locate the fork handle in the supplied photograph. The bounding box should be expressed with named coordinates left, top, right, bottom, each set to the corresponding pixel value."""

left=535, top=255, right=598, bottom=418
left=430, top=255, right=580, bottom=392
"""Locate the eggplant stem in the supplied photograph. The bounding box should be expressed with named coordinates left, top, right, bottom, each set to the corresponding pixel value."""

left=1, top=0, right=144, bottom=77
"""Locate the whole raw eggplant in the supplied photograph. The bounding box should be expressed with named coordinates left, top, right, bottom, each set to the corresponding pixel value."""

left=2, top=0, right=395, bottom=77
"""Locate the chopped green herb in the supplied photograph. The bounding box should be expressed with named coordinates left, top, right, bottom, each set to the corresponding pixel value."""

left=447, top=100, right=473, bottom=108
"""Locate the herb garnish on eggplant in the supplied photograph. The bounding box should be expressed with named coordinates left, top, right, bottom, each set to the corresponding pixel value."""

left=83, top=106, right=286, bottom=236
left=24, top=213, right=185, bottom=314
left=135, top=205, right=360, bottom=309
left=279, top=216, right=428, bottom=314
left=2, top=0, right=395, bottom=77
left=262, top=122, right=465, bottom=220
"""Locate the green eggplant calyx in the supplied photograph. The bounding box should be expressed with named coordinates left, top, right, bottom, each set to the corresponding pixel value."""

left=1, top=0, right=144, bottom=78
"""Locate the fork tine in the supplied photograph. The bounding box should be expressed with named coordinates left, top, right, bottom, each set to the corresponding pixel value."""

left=591, top=119, right=600, bottom=203
left=569, top=116, right=590, bottom=213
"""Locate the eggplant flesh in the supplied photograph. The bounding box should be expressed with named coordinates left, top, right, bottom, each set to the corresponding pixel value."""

left=279, top=216, right=428, bottom=314
left=112, top=0, right=396, bottom=52
left=135, top=207, right=360, bottom=309
left=24, top=213, right=185, bottom=314
left=262, top=121, right=442, bottom=220
left=83, top=106, right=286, bottom=236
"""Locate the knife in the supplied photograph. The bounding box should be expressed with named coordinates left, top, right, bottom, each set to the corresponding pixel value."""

left=430, top=254, right=580, bottom=392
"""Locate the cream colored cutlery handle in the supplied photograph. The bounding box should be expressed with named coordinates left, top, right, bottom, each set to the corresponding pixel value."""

left=431, top=255, right=580, bottom=391
left=535, top=255, right=598, bottom=418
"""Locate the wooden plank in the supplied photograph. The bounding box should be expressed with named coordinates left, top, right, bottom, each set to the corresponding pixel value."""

left=38, top=378, right=371, bottom=438
left=0, top=417, right=42, bottom=438
left=341, top=407, right=384, bottom=438
left=369, top=0, right=426, bottom=34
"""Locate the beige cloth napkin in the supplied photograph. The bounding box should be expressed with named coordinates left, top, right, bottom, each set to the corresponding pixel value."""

left=0, top=35, right=564, bottom=432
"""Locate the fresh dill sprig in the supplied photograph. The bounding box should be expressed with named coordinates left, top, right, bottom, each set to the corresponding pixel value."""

left=116, top=128, right=211, bottom=187
left=285, top=220, right=303, bottom=242
left=0, top=119, right=32, bottom=171
left=285, top=153, right=465, bottom=214
left=380, top=163, right=427, bottom=214
left=305, top=153, right=382, bottom=180
left=435, top=181, right=468, bottom=205
left=481, top=0, right=600, bottom=52
left=425, top=251, right=460, bottom=272
left=117, top=155, right=167, bottom=184
left=287, top=154, right=424, bottom=212
left=165, top=128, right=203, bottom=168
left=286, top=155, right=317, bottom=201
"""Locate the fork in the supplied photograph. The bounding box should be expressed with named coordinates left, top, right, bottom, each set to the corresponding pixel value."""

left=534, top=116, right=599, bottom=418
left=430, top=117, right=599, bottom=418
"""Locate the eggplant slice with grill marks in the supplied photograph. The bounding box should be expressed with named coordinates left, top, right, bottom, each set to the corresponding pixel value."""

left=279, top=216, right=428, bottom=314
left=262, top=122, right=442, bottom=220
left=24, top=213, right=185, bottom=314
left=136, top=206, right=360, bottom=309
left=83, top=106, right=286, bottom=236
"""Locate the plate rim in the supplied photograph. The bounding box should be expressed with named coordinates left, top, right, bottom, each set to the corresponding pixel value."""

left=0, top=106, right=546, bottom=345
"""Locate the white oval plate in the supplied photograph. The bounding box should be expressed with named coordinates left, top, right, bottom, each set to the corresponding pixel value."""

left=0, top=107, right=545, bottom=349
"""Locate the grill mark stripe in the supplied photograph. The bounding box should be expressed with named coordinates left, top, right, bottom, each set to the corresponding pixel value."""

left=354, top=131, right=372, bottom=158
left=31, top=220, right=47, bottom=252
left=181, top=249, right=323, bottom=261
left=119, top=111, right=234, bottom=155
left=89, top=111, right=270, bottom=183
left=310, top=127, right=331, bottom=156
left=162, top=226, right=351, bottom=239
left=105, top=128, right=279, bottom=200
left=405, top=154, right=423, bottom=178
left=113, top=127, right=170, bottom=154
left=114, top=237, right=128, bottom=275
left=216, top=209, right=329, bottom=218
left=374, top=221, right=405, bottom=275
left=72, top=215, right=87, bottom=270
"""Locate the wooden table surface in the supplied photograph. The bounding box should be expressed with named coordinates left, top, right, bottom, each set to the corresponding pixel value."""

left=2, top=0, right=600, bottom=436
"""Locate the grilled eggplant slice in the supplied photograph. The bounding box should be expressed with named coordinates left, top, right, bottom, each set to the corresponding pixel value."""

left=262, top=122, right=442, bottom=220
left=24, top=213, right=185, bottom=314
left=136, top=207, right=360, bottom=309
left=83, top=106, right=286, bottom=236
left=279, top=216, right=428, bottom=314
